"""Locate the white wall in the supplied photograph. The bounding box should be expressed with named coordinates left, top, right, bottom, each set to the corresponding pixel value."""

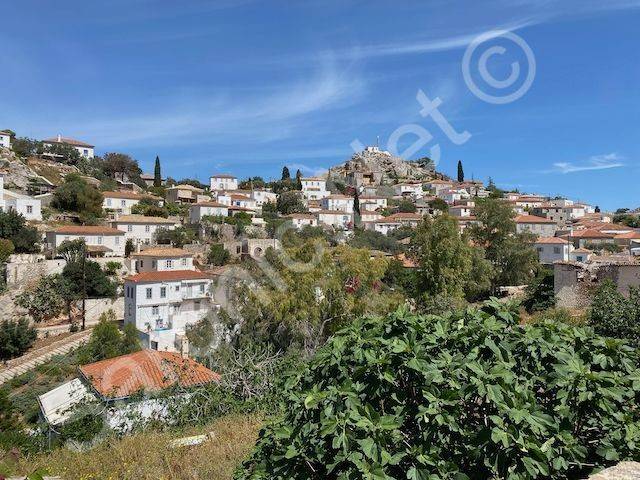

left=46, top=232, right=125, bottom=256
left=535, top=244, right=570, bottom=264
left=0, top=133, right=10, bottom=148
left=136, top=255, right=194, bottom=272
left=104, top=197, right=140, bottom=214
left=516, top=223, right=557, bottom=237
left=189, top=204, right=229, bottom=223
left=114, top=221, right=177, bottom=244
left=3, top=192, right=42, bottom=221
left=210, top=176, right=238, bottom=191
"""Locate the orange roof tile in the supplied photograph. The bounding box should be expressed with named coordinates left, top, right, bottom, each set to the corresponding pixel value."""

left=132, top=247, right=191, bottom=258
left=43, top=136, right=94, bottom=148
left=79, top=350, right=219, bottom=399
left=125, top=269, right=212, bottom=283
left=112, top=215, right=175, bottom=224
left=53, top=225, right=124, bottom=235
left=570, top=229, right=614, bottom=239
left=535, top=236, right=569, bottom=244
left=514, top=214, right=556, bottom=224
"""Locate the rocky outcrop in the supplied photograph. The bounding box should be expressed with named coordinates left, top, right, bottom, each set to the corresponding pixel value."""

left=0, top=149, right=79, bottom=193
left=328, top=146, right=436, bottom=187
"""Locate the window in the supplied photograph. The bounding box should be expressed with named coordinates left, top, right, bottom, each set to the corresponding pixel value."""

left=553, top=247, right=561, bottom=254
left=181, top=258, right=187, bottom=266
left=160, top=287, right=166, bottom=298
left=121, top=200, right=126, bottom=207
left=107, top=199, right=112, bottom=206
left=128, top=304, right=132, bottom=315
left=152, top=260, right=157, bottom=268
left=97, top=236, right=103, bottom=244
left=152, top=305, right=159, bottom=315
left=139, top=260, right=144, bottom=268
left=199, top=283, right=205, bottom=293
left=166, top=260, right=173, bottom=269
left=127, top=225, right=133, bottom=232
left=115, top=236, right=120, bottom=245
left=537, top=247, right=543, bottom=253
left=175, top=285, right=180, bottom=291
left=145, top=225, right=150, bottom=233
left=83, top=149, right=89, bottom=155
left=146, top=288, right=152, bottom=299
left=26, top=205, right=33, bottom=214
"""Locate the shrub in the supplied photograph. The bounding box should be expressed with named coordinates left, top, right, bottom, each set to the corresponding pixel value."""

left=0, top=210, right=40, bottom=253
left=208, top=243, right=230, bottom=266
left=77, top=310, right=140, bottom=364
left=238, top=300, right=640, bottom=479
left=522, top=267, right=555, bottom=313
left=15, top=275, right=65, bottom=322
left=104, top=261, right=122, bottom=276
left=0, top=318, right=37, bottom=360
left=589, top=280, right=640, bottom=345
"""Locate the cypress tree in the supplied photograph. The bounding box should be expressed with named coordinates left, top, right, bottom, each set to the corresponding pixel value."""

left=295, top=169, right=303, bottom=190
left=281, top=166, right=290, bottom=181
left=457, top=160, right=464, bottom=183
left=153, top=155, right=162, bottom=187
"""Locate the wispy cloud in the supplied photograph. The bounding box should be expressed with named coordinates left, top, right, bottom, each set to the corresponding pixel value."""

left=551, top=153, right=625, bottom=174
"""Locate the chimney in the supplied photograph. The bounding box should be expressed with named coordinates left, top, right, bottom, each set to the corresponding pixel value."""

left=57, top=134, right=62, bottom=142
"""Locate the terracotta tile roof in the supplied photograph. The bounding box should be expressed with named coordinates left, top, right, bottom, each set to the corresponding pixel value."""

left=194, top=201, right=228, bottom=208
left=167, top=184, right=204, bottom=191
left=286, top=213, right=316, bottom=219
left=210, top=174, right=237, bottom=179
left=228, top=205, right=256, bottom=212
left=388, top=212, right=422, bottom=220
left=52, top=225, right=124, bottom=235
left=535, top=236, right=569, bottom=244
left=43, top=136, right=94, bottom=148
left=102, top=191, right=160, bottom=200
left=230, top=194, right=251, bottom=200
left=124, top=269, right=212, bottom=283
left=113, top=215, right=175, bottom=224
left=79, top=350, right=219, bottom=399
left=572, top=247, right=593, bottom=253
left=570, top=229, right=614, bottom=239
left=132, top=247, right=191, bottom=258
left=614, top=231, right=640, bottom=239
left=514, top=214, right=556, bottom=224
left=326, top=194, right=352, bottom=199
left=317, top=209, right=353, bottom=215
left=301, top=177, right=325, bottom=181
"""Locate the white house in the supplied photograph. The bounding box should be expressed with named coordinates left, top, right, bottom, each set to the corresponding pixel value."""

left=124, top=269, right=216, bottom=352
left=515, top=195, right=546, bottom=209
left=46, top=225, right=125, bottom=257
left=42, top=135, right=94, bottom=159
left=210, top=174, right=238, bottom=191
left=189, top=201, right=229, bottom=223
left=103, top=191, right=161, bottom=215
left=563, top=205, right=587, bottom=220
left=514, top=214, right=557, bottom=237
left=359, top=196, right=388, bottom=211
left=286, top=213, right=318, bottom=230
left=251, top=189, right=277, bottom=207
left=448, top=205, right=474, bottom=218
left=534, top=237, right=571, bottom=264
left=364, top=213, right=422, bottom=235
left=439, top=188, right=470, bottom=204
left=570, top=248, right=593, bottom=263
left=229, top=193, right=257, bottom=210
left=0, top=130, right=11, bottom=149
left=360, top=211, right=383, bottom=223
left=2, top=191, right=42, bottom=221
left=425, top=179, right=454, bottom=195
left=393, top=183, right=423, bottom=198
left=132, top=247, right=195, bottom=273
left=317, top=210, right=353, bottom=229
left=301, top=177, right=330, bottom=201
left=111, top=215, right=179, bottom=245
left=321, top=194, right=354, bottom=213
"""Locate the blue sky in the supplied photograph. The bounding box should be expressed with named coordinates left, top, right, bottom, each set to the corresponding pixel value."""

left=1, top=0, right=639, bottom=210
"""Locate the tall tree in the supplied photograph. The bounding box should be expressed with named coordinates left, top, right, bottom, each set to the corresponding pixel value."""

left=353, top=189, right=361, bottom=216
left=295, top=169, right=303, bottom=190
left=153, top=155, right=162, bottom=187
left=52, top=174, right=104, bottom=222
left=281, top=166, right=290, bottom=181
left=457, top=160, right=464, bottom=182
left=102, top=152, right=141, bottom=182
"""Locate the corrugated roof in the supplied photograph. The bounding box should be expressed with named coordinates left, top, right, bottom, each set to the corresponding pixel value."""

left=79, top=350, right=219, bottom=399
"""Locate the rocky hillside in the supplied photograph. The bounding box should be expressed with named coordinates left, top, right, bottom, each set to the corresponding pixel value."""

left=328, top=147, right=438, bottom=185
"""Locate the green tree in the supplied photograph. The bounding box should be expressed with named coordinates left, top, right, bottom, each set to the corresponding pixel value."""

left=155, top=226, right=196, bottom=248
left=0, top=238, right=15, bottom=262
left=153, top=155, right=162, bottom=187
left=589, top=280, right=640, bottom=345
left=79, top=310, right=140, bottom=364
left=397, top=199, right=416, bottom=213
left=10, top=137, right=41, bottom=158
left=276, top=191, right=306, bottom=215
left=63, top=260, right=117, bottom=298
left=208, top=243, right=230, bottom=266
left=470, top=197, right=538, bottom=290
left=281, top=166, right=290, bottom=181
left=0, top=318, right=37, bottom=360
left=57, top=238, right=87, bottom=263
left=101, top=152, right=141, bottom=183
left=522, top=267, right=556, bottom=313
left=295, top=169, right=303, bottom=190
left=0, top=210, right=40, bottom=253
left=15, top=275, right=65, bottom=322
left=52, top=174, right=104, bottom=222
left=125, top=238, right=135, bottom=257
left=457, top=159, right=464, bottom=182
left=428, top=197, right=449, bottom=213
left=238, top=300, right=640, bottom=479
left=0, top=388, right=21, bottom=432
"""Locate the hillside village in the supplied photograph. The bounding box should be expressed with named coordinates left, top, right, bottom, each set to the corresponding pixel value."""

left=2, top=130, right=640, bottom=478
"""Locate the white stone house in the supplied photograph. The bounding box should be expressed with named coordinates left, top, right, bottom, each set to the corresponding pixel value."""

left=364, top=213, right=422, bottom=235
left=321, top=194, right=354, bottom=213
left=359, top=196, right=388, bottom=211
left=124, top=269, right=216, bottom=352
left=2, top=190, right=42, bottom=221
left=563, top=205, right=586, bottom=220
left=425, top=179, right=454, bottom=195
left=514, top=215, right=557, bottom=237
left=515, top=195, right=546, bottom=209
left=317, top=210, right=353, bottom=229
left=132, top=247, right=195, bottom=273
left=209, top=174, right=238, bottom=191
left=46, top=225, right=125, bottom=257
left=165, top=184, right=204, bottom=204
left=448, top=205, right=474, bottom=218
left=0, top=130, right=11, bottom=149
left=229, top=193, right=257, bottom=210
left=111, top=215, right=179, bottom=245
left=393, top=183, right=423, bottom=198
left=102, top=191, right=161, bottom=215
left=439, top=188, right=470, bottom=204
left=189, top=201, right=229, bottom=223
left=301, top=177, right=330, bottom=200
left=251, top=189, right=277, bottom=207
left=570, top=248, right=593, bottom=263
left=286, top=213, right=318, bottom=230
left=42, top=135, right=94, bottom=159
left=534, top=237, right=572, bottom=264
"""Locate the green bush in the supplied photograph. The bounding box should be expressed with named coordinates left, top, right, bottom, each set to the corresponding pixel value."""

left=590, top=280, right=640, bottom=345
left=522, top=267, right=555, bottom=313
left=0, top=318, right=37, bottom=361
left=207, top=243, right=230, bottom=266
left=238, top=300, right=640, bottom=479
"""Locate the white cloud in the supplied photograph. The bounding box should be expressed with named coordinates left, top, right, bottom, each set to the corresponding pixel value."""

left=551, top=153, right=625, bottom=174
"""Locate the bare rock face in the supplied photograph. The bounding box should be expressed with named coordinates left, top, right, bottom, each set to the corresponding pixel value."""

left=328, top=146, right=435, bottom=186
left=588, top=462, right=640, bottom=479
left=0, top=148, right=79, bottom=192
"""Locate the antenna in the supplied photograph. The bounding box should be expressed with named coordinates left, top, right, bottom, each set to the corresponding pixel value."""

left=376, top=135, right=379, bottom=148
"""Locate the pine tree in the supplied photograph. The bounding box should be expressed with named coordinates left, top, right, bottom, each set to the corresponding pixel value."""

left=295, top=169, right=303, bottom=189
left=153, top=155, right=162, bottom=187
left=281, top=166, right=290, bottom=181
left=457, top=160, right=464, bottom=183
